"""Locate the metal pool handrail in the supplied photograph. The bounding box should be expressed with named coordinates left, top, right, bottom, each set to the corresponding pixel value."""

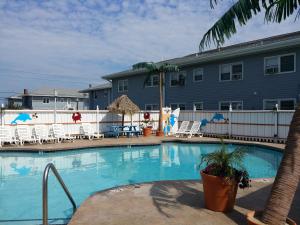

left=42, top=163, right=77, bottom=225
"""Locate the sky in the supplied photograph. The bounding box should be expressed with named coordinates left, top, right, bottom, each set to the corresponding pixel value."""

left=0, top=0, right=299, bottom=103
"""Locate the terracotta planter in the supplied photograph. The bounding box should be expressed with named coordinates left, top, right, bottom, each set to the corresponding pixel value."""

left=156, top=130, right=164, bottom=137
left=246, top=211, right=297, bottom=225
left=143, top=127, right=152, bottom=137
left=201, top=171, right=238, bottom=212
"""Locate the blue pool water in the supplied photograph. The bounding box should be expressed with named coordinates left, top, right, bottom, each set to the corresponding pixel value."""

left=0, top=143, right=282, bottom=224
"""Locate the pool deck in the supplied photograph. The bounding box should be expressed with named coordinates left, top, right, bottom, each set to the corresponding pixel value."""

left=1, top=136, right=294, bottom=224
left=68, top=180, right=300, bottom=225
left=0, top=135, right=285, bottom=152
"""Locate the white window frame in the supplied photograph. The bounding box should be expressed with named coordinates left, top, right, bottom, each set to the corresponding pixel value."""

left=118, top=79, right=128, bottom=92
left=170, top=71, right=187, bottom=87
left=193, top=102, right=203, bottom=111
left=263, top=98, right=296, bottom=110
left=193, top=68, right=204, bottom=82
left=145, top=104, right=159, bottom=111
left=42, top=97, right=50, bottom=104
left=219, top=101, right=243, bottom=110
left=264, top=53, right=296, bottom=75
left=145, top=75, right=159, bottom=88
left=219, top=62, right=243, bottom=82
left=170, top=103, right=186, bottom=110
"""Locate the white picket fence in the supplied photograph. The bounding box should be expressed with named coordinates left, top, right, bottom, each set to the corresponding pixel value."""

left=0, top=109, right=294, bottom=142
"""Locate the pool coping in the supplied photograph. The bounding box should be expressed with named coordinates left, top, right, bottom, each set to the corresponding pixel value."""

left=0, top=136, right=285, bottom=153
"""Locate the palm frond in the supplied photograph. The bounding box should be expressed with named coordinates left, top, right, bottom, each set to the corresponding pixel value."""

left=199, top=0, right=300, bottom=50
left=265, top=0, right=300, bottom=23
left=200, top=0, right=263, bottom=50
left=133, top=62, right=179, bottom=88
left=132, top=62, right=157, bottom=73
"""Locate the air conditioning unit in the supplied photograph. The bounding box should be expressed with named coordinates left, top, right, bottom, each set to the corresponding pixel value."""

left=232, top=74, right=242, bottom=80
left=265, top=67, right=278, bottom=74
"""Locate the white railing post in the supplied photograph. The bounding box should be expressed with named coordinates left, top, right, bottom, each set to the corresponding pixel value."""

left=228, top=105, right=232, bottom=138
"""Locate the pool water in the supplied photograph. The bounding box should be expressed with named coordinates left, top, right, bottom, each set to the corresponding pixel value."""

left=0, top=143, right=282, bottom=224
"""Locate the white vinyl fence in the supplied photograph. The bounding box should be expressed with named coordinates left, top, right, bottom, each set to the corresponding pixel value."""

left=179, top=110, right=293, bottom=143
left=0, top=109, right=294, bottom=143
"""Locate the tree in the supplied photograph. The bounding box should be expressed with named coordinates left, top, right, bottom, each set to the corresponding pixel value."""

left=199, top=1, right=300, bottom=224
left=132, top=62, right=179, bottom=136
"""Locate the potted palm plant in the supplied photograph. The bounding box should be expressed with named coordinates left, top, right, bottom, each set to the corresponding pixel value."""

left=200, top=142, right=250, bottom=212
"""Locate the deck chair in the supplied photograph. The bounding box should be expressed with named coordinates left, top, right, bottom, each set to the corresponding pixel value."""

left=33, top=125, right=58, bottom=143
left=16, top=126, right=38, bottom=145
left=0, top=126, right=19, bottom=147
left=80, top=123, right=104, bottom=140
left=175, top=121, right=190, bottom=137
left=52, top=124, right=75, bottom=142
left=181, top=121, right=202, bottom=138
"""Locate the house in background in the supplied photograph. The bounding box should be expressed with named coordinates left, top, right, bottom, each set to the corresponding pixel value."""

left=7, top=88, right=89, bottom=110
left=79, top=83, right=112, bottom=110
left=102, top=31, right=300, bottom=111
left=7, top=95, right=23, bottom=108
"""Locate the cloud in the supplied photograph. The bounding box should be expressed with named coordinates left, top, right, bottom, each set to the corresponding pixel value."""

left=0, top=0, right=299, bottom=101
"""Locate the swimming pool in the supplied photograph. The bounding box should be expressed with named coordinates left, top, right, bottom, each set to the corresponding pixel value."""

left=0, top=143, right=282, bottom=224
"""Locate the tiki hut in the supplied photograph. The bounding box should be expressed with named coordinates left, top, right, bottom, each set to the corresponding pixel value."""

left=107, top=95, right=140, bottom=126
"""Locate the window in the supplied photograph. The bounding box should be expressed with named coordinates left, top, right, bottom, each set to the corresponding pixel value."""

left=42, top=98, right=50, bottom=104
left=170, top=71, right=186, bottom=87
left=145, top=104, right=159, bottom=111
left=145, top=75, right=159, bottom=87
left=193, top=102, right=203, bottom=111
left=118, top=79, right=128, bottom=92
left=94, top=92, right=98, bottom=99
left=220, top=63, right=243, bottom=81
left=170, top=103, right=185, bottom=110
left=263, top=99, right=295, bottom=110
left=219, top=101, right=243, bottom=110
left=193, top=68, right=203, bottom=82
left=265, top=53, right=295, bottom=75
left=60, top=98, right=64, bottom=102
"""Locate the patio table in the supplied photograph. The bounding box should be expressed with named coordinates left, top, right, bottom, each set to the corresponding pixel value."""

left=109, top=125, right=140, bottom=138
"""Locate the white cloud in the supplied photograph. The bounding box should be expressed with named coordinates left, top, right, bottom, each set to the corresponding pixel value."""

left=0, top=0, right=299, bottom=100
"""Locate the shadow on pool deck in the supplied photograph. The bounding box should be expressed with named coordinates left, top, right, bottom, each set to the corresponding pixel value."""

left=68, top=180, right=300, bottom=225
left=149, top=181, right=300, bottom=224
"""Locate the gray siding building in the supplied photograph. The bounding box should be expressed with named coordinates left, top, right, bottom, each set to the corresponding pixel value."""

left=80, top=83, right=112, bottom=110
left=8, top=88, right=89, bottom=110
left=103, top=32, right=300, bottom=111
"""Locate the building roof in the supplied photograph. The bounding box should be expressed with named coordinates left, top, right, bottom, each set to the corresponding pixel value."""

left=79, top=83, right=112, bottom=93
left=102, top=31, right=300, bottom=80
left=24, top=88, right=88, bottom=98
left=7, top=95, right=22, bottom=100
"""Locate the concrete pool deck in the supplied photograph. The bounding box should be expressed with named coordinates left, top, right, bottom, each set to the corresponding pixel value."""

left=0, top=136, right=285, bottom=152
left=68, top=180, right=300, bottom=225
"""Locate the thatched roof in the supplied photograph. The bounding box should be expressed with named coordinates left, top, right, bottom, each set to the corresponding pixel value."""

left=107, top=95, right=140, bottom=115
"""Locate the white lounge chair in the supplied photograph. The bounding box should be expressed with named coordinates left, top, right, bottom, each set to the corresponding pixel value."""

left=175, top=121, right=190, bottom=137
left=52, top=124, right=75, bottom=142
left=80, top=123, right=104, bottom=140
left=33, top=125, right=58, bottom=143
left=16, top=126, right=38, bottom=145
left=0, top=126, right=19, bottom=147
left=181, top=121, right=203, bottom=138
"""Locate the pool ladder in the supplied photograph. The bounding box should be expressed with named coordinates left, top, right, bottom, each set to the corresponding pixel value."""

left=43, top=163, right=77, bottom=225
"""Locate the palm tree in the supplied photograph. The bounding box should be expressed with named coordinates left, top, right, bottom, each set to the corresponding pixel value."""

left=199, top=1, right=300, bottom=224
left=132, top=62, right=179, bottom=136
